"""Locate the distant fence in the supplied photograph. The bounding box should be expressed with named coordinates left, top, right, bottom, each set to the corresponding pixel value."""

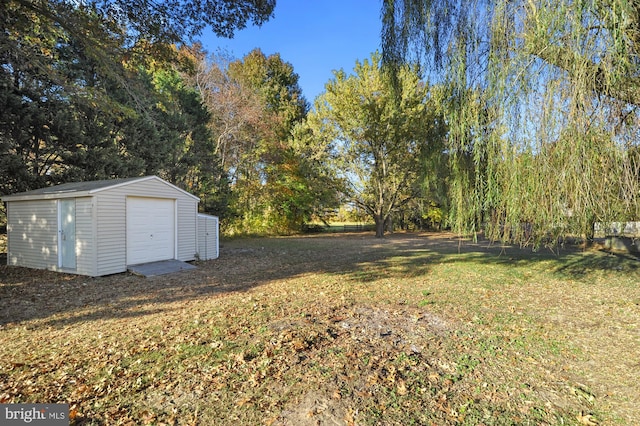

left=339, top=224, right=375, bottom=233
left=302, top=224, right=375, bottom=234
left=594, top=222, right=640, bottom=238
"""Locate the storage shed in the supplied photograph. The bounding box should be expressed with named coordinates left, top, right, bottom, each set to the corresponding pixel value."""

left=1, top=176, right=217, bottom=276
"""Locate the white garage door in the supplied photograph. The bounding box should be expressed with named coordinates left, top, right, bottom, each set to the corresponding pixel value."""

left=126, top=197, right=175, bottom=265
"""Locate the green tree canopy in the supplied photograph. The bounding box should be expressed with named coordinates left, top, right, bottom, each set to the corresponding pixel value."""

left=194, top=48, right=326, bottom=234
left=310, top=52, right=441, bottom=237
left=6, top=1, right=275, bottom=49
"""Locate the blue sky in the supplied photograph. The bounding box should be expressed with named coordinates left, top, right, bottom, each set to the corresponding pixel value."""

left=201, top=0, right=383, bottom=104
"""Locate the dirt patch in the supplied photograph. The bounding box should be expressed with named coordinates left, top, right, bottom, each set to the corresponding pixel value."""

left=276, top=391, right=350, bottom=426
left=270, top=305, right=458, bottom=425
left=336, top=306, right=451, bottom=352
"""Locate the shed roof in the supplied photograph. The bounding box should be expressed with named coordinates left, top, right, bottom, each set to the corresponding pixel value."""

left=1, top=176, right=199, bottom=202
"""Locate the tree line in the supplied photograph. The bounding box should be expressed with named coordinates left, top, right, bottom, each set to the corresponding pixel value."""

left=1, top=0, right=449, bottom=238
left=3, top=0, right=638, bottom=244
left=0, top=0, right=316, bottom=233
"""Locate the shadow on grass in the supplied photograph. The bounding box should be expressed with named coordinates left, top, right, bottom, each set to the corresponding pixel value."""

left=1, top=232, right=637, bottom=326
left=554, top=250, right=640, bottom=279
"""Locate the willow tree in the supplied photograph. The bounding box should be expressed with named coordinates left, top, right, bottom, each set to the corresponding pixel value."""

left=382, top=0, right=640, bottom=245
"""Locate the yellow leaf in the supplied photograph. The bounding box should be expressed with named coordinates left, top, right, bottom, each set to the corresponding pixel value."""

left=397, top=379, right=408, bottom=395
left=236, top=397, right=252, bottom=407
left=576, top=412, right=599, bottom=425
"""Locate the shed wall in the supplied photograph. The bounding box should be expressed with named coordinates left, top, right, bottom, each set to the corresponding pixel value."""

left=7, top=200, right=58, bottom=270
left=94, top=192, right=126, bottom=275
left=94, top=179, right=197, bottom=276
left=6, top=197, right=97, bottom=275
left=75, top=197, right=97, bottom=276
left=178, top=197, right=198, bottom=260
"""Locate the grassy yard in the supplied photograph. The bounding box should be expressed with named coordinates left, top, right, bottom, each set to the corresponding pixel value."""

left=0, top=232, right=638, bottom=425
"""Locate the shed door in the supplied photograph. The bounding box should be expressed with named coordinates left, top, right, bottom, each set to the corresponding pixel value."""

left=198, top=215, right=219, bottom=260
left=126, top=197, right=175, bottom=265
left=58, top=199, right=76, bottom=270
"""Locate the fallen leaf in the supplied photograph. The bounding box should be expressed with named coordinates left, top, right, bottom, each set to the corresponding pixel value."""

left=576, top=412, right=599, bottom=425
left=397, top=379, right=408, bottom=395
left=236, top=397, right=252, bottom=407
left=571, top=385, right=596, bottom=404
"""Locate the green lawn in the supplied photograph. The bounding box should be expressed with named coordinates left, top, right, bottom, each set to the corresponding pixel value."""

left=0, top=232, right=638, bottom=425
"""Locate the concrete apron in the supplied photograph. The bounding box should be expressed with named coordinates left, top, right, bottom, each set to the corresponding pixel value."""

left=128, top=259, right=197, bottom=277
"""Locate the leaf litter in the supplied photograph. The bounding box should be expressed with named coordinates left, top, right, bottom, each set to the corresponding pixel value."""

left=1, top=232, right=639, bottom=424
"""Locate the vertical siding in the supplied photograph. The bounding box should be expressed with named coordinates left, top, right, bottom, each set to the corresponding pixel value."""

left=74, top=197, right=97, bottom=276
left=94, top=191, right=127, bottom=276
left=94, top=178, right=198, bottom=275
left=177, top=198, right=197, bottom=261
left=197, top=214, right=219, bottom=260
left=6, top=200, right=58, bottom=270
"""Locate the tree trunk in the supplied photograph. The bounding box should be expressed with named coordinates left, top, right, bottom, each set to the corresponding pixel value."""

left=384, top=215, right=393, bottom=233
left=374, top=214, right=385, bottom=238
